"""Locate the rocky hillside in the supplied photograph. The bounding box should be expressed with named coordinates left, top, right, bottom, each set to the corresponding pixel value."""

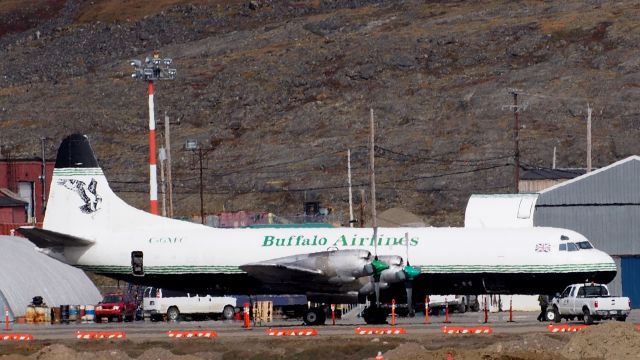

left=1, top=0, right=639, bottom=225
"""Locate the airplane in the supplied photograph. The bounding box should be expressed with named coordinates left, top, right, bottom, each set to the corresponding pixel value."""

left=19, top=134, right=617, bottom=325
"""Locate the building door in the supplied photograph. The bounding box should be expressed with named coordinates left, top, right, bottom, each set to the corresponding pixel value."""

left=621, top=256, right=640, bottom=309
left=17, top=181, right=34, bottom=222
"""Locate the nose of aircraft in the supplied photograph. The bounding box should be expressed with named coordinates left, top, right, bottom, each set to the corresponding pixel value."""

left=593, top=249, right=617, bottom=283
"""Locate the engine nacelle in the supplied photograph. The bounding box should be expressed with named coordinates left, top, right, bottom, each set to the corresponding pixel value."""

left=379, top=255, right=407, bottom=284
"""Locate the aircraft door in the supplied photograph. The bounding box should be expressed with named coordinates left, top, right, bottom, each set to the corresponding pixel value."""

left=131, top=251, right=144, bottom=276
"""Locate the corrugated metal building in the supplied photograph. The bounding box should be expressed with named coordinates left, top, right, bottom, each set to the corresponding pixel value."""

left=0, top=235, right=102, bottom=319
left=533, top=156, right=640, bottom=307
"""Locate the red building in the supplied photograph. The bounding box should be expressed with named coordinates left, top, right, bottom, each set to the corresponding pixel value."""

left=0, top=159, right=55, bottom=225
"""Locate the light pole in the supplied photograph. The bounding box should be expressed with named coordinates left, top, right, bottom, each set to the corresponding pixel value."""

left=130, top=51, right=177, bottom=215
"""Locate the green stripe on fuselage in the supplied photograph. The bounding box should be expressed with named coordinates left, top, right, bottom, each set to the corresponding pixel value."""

left=76, top=263, right=616, bottom=275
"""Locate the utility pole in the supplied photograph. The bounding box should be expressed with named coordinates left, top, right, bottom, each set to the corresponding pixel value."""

left=587, top=103, right=592, bottom=173
left=369, top=108, right=377, bottom=229
left=552, top=146, right=556, bottom=169
left=347, top=149, right=354, bottom=227
left=130, top=51, right=177, bottom=215
left=359, top=189, right=365, bottom=228
left=198, top=148, right=204, bottom=224
left=500, top=89, right=525, bottom=193
left=158, top=148, right=167, bottom=217
left=162, top=111, right=177, bottom=218
left=39, top=137, right=47, bottom=214
left=511, top=90, right=520, bottom=193
left=186, top=139, right=216, bottom=225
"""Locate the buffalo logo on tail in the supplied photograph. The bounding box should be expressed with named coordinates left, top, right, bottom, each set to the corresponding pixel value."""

left=58, top=178, right=102, bottom=214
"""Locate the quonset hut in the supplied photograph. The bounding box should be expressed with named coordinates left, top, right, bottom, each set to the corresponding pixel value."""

left=0, top=235, right=101, bottom=320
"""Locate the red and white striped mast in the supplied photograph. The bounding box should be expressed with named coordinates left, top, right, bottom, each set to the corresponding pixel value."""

left=130, top=51, right=177, bottom=215
left=147, top=79, right=158, bottom=214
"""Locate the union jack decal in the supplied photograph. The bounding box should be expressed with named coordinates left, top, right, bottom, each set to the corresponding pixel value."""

left=535, top=243, right=551, bottom=252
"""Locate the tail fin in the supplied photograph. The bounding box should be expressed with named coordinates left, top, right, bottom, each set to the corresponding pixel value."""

left=43, top=134, right=147, bottom=239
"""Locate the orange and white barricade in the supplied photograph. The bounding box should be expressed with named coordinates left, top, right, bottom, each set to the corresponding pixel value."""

left=266, top=328, right=318, bottom=336
left=354, top=327, right=407, bottom=335
left=441, top=326, right=493, bottom=334
left=75, top=331, right=126, bottom=339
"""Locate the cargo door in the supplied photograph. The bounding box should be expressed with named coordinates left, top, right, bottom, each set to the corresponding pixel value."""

left=621, top=256, right=640, bottom=309
left=131, top=251, right=144, bottom=276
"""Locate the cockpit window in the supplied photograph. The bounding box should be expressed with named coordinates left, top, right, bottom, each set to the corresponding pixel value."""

left=577, top=241, right=593, bottom=249
left=559, top=243, right=567, bottom=251
left=567, top=242, right=578, bottom=251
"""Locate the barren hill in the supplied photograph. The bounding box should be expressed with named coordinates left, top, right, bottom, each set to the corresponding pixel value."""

left=1, top=0, right=639, bottom=225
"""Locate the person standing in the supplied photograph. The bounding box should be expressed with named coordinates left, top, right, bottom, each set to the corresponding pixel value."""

left=537, top=294, right=549, bottom=321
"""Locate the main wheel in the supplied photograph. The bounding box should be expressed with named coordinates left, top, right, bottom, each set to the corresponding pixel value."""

left=167, top=306, right=180, bottom=321
left=303, top=308, right=325, bottom=326
left=222, top=305, right=235, bottom=320
left=457, top=298, right=467, bottom=313
left=362, top=306, right=389, bottom=325
left=583, top=308, right=593, bottom=325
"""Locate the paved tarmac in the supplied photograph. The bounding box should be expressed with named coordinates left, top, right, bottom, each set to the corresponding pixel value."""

left=5, top=309, right=639, bottom=341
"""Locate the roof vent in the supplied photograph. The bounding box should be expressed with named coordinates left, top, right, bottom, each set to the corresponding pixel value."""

left=560, top=235, right=569, bottom=241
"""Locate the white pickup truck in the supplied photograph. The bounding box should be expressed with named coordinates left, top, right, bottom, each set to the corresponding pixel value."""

left=546, top=283, right=630, bottom=324
left=142, top=287, right=237, bottom=321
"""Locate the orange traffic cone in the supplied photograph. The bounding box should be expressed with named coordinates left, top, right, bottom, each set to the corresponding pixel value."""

left=375, top=351, right=384, bottom=360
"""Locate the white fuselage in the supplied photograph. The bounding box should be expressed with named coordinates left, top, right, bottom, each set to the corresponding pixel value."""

left=34, top=166, right=617, bottom=297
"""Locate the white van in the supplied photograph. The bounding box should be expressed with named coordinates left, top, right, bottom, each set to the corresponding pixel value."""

left=428, top=295, right=479, bottom=313
left=142, top=287, right=237, bottom=321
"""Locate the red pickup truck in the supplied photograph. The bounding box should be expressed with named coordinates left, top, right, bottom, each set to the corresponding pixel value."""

left=95, top=293, right=137, bottom=322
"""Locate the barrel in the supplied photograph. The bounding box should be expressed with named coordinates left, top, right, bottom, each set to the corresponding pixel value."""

left=25, top=306, right=36, bottom=323
left=85, top=305, right=95, bottom=322
left=35, top=306, right=47, bottom=323
left=68, top=305, right=79, bottom=322
left=51, top=306, right=61, bottom=324
left=60, top=305, right=69, bottom=324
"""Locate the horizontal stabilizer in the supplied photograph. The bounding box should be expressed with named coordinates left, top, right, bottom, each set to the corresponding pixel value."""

left=17, top=227, right=94, bottom=248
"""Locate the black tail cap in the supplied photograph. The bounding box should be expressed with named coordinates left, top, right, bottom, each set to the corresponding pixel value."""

left=54, top=134, right=99, bottom=168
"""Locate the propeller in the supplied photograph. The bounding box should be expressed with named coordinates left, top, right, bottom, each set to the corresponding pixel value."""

left=370, top=227, right=388, bottom=307
left=403, top=232, right=420, bottom=317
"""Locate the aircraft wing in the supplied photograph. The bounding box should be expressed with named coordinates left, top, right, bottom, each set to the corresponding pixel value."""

left=239, top=249, right=374, bottom=287
left=17, top=227, right=95, bottom=248
left=239, top=263, right=324, bottom=284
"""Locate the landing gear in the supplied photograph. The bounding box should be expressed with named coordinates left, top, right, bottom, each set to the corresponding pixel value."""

left=303, top=307, right=326, bottom=326
left=362, top=305, right=389, bottom=325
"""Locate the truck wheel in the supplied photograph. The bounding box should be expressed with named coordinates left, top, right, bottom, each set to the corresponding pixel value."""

left=303, top=308, right=326, bottom=326
left=583, top=308, right=593, bottom=325
left=304, top=307, right=328, bottom=326
left=617, top=315, right=627, bottom=322
left=545, top=308, right=555, bottom=322
left=553, top=307, right=561, bottom=323
left=222, top=305, right=235, bottom=320
left=167, top=306, right=180, bottom=321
